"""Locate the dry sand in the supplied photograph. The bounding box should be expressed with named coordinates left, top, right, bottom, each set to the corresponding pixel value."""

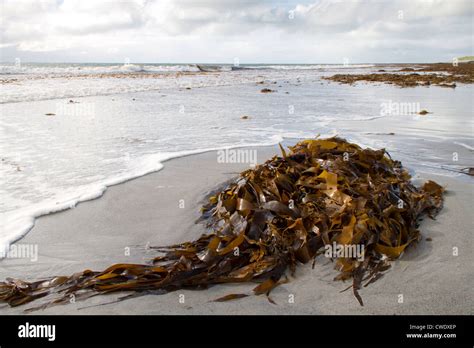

left=0, top=145, right=472, bottom=315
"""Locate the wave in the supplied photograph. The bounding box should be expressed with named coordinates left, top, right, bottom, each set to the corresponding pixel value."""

left=233, top=64, right=375, bottom=70
left=118, top=64, right=200, bottom=73
left=119, top=64, right=146, bottom=72
left=453, top=141, right=474, bottom=151
left=0, top=64, right=201, bottom=76
left=0, top=63, right=375, bottom=76
left=0, top=134, right=290, bottom=254
left=197, top=64, right=232, bottom=72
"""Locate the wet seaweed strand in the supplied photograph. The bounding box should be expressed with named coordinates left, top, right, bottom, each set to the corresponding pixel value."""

left=0, top=137, right=444, bottom=310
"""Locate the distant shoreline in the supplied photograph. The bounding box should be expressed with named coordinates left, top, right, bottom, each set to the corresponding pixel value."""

left=324, top=62, right=474, bottom=88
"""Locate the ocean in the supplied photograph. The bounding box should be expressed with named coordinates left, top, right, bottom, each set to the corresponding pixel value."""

left=0, top=62, right=472, bottom=250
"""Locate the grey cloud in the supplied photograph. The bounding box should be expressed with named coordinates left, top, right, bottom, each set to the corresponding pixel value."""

left=0, top=0, right=472, bottom=63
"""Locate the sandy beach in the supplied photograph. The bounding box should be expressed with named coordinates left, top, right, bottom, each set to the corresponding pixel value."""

left=1, top=59, right=473, bottom=317
left=0, top=144, right=472, bottom=315
left=2, top=3, right=474, bottom=347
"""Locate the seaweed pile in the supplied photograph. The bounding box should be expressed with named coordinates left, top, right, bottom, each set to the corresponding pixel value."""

left=324, top=62, right=474, bottom=88
left=0, top=138, right=444, bottom=310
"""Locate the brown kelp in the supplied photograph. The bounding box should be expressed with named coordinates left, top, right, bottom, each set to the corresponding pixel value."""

left=0, top=137, right=444, bottom=310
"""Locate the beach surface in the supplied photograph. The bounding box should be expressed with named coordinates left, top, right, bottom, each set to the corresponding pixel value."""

left=1, top=63, right=473, bottom=315
left=0, top=145, right=472, bottom=315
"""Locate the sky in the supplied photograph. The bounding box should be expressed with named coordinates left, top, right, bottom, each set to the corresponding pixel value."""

left=0, top=0, right=472, bottom=63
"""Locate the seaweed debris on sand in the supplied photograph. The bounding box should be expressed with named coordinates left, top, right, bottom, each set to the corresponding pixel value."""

left=0, top=138, right=444, bottom=310
left=324, top=62, right=474, bottom=88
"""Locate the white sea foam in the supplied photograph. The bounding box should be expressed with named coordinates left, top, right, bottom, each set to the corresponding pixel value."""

left=0, top=63, right=373, bottom=76
left=0, top=63, right=201, bottom=76
left=244, top=64, right=375, bottom=70
left=0, top=134, right=289, bottom=252
left=1, top=65, right=316, bottom=103
left=0, top=63, right=379, bottom=104
left=453, top=141, right=474, bottom=151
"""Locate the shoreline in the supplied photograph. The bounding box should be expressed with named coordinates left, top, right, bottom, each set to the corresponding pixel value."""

left=0, top=138, right=289, bottom=254
left=0, top=145, right=472, bottom=315
left=324, top=62, right=474, bottom=88
left=3, top=130, right=470, bottom=255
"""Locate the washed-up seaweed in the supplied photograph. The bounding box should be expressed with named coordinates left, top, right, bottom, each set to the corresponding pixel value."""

left=0, top=137, right=444, bottom=310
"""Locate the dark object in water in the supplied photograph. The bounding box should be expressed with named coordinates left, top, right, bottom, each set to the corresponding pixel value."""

left=438, top=83, right=456, bottom=88
left=196, top=64, right=222, bottom=72
left=260, top=88, right=275, bottom=93
left=0, top=137, right=444, bottom=310
left=461, top=167, right=474, bottom=176
left=196, top=64, right=236, bottom=72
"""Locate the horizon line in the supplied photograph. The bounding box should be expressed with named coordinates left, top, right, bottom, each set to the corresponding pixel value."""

left=0, top=61, right=454, bottom=65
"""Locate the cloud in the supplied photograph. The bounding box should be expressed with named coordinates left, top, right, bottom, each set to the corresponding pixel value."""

left=0, top=0, right=472, bottom=62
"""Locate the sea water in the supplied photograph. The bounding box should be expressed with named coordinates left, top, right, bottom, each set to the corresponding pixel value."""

left=0, top=63, right=472, bottom=249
